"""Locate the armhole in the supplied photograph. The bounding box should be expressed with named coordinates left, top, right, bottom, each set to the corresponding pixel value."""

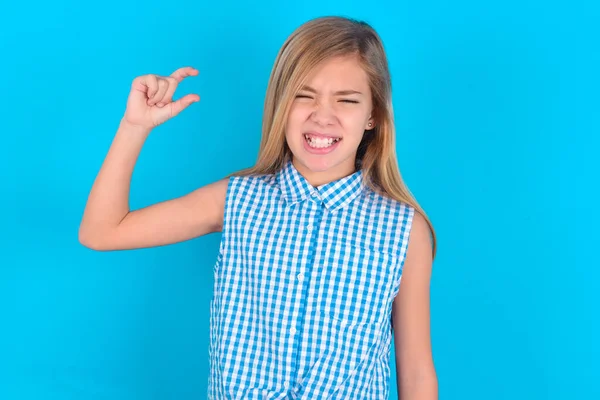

left=213, top=175, right=236, bottom=275
left=390, top=203, right=415, bottom=298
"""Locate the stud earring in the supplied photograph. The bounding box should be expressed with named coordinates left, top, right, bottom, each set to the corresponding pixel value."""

left=368, top=122, right=373, bottom=128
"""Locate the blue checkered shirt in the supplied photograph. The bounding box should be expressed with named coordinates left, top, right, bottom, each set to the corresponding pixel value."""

left=208, top=159, right=414, bottom=399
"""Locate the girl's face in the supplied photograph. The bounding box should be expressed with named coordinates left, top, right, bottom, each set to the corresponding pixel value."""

left=285, top=54, right=375, bottom=186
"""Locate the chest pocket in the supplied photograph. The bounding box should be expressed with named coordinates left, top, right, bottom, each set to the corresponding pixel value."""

left=315, top=240, right=399, bottom=328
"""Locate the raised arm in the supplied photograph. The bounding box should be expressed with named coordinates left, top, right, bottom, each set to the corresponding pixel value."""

left=78, top=67, right=228, bottom=251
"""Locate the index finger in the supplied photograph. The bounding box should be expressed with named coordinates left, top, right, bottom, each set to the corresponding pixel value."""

left=170, top=66, right=199, bottom=82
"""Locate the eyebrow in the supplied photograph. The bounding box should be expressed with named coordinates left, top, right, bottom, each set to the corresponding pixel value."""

left=299, top=85, right=363, bottom=96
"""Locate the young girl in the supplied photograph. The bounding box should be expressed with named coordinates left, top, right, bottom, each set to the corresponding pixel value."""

left=80, top=16, right=438, bottom=400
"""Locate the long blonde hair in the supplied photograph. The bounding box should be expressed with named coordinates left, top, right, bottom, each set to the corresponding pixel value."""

left=228, top=16, right=437, bottom=259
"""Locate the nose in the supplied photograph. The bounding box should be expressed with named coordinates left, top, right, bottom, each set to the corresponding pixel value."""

left=310, top=99, right=336, bottom=126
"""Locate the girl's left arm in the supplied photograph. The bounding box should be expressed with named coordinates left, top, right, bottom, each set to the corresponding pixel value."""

left=392, top=211, right=438, bottom=399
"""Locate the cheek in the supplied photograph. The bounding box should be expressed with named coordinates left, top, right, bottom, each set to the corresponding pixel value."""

left=286, top=108, right=307, bottom=132
left=285, top=110, right=303, bottom=143
left=340, top=112, right=368, bottom=131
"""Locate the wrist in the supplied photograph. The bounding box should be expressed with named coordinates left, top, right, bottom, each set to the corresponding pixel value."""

left=119, top=118, right=153, bottom=136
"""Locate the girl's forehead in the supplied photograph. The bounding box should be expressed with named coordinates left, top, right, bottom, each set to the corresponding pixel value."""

left=303, top=76, right=370, bottom=97
left=304, top=58, right=369, bottom=86
left=309, top=54, right=364, bottom=75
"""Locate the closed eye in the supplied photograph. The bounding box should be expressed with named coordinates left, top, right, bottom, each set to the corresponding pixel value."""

left=295, top=94, right=358, bottom=103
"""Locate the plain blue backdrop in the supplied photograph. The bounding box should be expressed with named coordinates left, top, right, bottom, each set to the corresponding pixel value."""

left=1, top=0, right=598, bottom=399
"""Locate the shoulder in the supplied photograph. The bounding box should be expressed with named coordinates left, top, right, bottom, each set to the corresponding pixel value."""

left=370, top=191, right=431, bottom=261
left=224, top=172, right=280, bottom=207
left=228, top=171, right=278, bottom=191
left=406, top=210, right=433, bottom=261
left=395, top=203, right=432, bottom=263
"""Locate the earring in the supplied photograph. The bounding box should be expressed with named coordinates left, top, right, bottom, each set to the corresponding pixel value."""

left=368, top=122, right=372, bottom=128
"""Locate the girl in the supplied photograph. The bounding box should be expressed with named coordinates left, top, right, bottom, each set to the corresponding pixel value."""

left=80, top=16, right=438, bottom=400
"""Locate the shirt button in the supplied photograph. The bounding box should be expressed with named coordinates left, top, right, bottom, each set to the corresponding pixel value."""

left=297, top=273, right=304, bottom=281
left=284, top=381, right=290, bottom=389
left=290, top=327, right=297, bottom=335
left=306, top=225, right=313, bottom=232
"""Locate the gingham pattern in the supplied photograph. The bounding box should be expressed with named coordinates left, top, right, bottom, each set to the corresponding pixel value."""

left=208, top=159, right=415, bottom=400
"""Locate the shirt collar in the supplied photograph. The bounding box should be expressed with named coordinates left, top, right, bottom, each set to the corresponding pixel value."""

left=276, top=159, right=365, bottom=211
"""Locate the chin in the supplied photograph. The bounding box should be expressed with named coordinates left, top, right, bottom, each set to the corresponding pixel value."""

left=293, top=153, right=351, bottom=175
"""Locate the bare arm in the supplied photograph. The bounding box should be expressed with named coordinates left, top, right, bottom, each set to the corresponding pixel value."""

left=78, top=118, right=228, bottom=251
left=78, top=66, right=228, bottom=251
left=392, top=211, right=438, bottom=399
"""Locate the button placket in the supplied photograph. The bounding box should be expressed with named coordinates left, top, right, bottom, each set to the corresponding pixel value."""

left=289, top=201, right=324, bottom=381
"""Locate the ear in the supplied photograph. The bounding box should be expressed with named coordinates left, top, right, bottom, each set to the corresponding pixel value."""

left=366, top=117, right=376, bottom=130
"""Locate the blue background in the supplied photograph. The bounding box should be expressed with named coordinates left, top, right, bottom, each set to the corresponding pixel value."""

left=1, top=0, right=598, bottom=399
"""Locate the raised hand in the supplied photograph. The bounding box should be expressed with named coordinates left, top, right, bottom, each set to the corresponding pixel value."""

left=123, top=66, right=200, bottom=130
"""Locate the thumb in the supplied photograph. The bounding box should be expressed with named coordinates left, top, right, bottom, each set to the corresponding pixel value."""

left=166, top=94, right=200, bottom=119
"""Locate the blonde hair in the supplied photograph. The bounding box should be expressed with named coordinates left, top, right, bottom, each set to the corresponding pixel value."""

left=228, top=16, right=437, bottom=259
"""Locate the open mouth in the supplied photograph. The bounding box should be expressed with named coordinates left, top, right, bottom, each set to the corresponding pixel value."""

left=303, top=133, right=342, bottom=149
